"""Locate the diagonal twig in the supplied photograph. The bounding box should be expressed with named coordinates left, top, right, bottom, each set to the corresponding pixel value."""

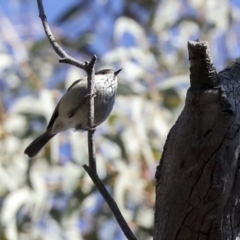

left=83, top=165, right=138, bottom=240
left=36, top=1, right=138, bottom=239
left=36, top=0, right=90, bottom=69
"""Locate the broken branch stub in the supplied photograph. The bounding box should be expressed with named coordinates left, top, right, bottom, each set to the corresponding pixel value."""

left=188, top=41, right=219, bottom=90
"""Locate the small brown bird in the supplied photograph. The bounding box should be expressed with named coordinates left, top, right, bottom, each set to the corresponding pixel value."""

left=24, top=69, right=121, bottom=158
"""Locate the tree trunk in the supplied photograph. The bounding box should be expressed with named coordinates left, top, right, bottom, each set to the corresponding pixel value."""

left=154, top=40, right=240, bottom=240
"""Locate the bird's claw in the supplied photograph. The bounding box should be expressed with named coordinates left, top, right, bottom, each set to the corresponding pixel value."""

left=75, top=124, right=96, bottom=132
left=84, top=89, right=97, bottom=99
left=86, top=126, right=96, bottom=132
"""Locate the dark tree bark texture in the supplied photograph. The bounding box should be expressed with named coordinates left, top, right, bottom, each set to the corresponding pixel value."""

left=154, top=40, right=240, bottom=240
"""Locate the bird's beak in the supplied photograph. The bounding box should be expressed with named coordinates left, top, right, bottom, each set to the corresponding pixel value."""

left=114, top=69, right=122, bottom=76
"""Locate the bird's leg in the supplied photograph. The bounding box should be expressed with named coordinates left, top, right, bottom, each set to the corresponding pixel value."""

left=84, top=88, right=97, bottom=99
left=75, top=124, right=96, bottom=132
left=68, top=87, right=97, bottom=119
left=84, top=125, right=96, bottom=132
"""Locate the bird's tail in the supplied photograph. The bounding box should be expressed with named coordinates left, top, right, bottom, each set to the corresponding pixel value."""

left=24, top=131, right=55, bottom=158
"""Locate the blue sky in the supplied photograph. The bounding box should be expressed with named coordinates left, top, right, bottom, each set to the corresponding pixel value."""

left=0, top=0, right=79, bottom=23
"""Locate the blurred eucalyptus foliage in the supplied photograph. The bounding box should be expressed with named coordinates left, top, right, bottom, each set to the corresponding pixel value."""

left=0, top=0, right=240, bottom=239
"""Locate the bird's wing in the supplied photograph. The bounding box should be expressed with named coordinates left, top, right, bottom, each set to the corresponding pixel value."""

left=47, top=80, right=88, bottom=130
left=64, top=81, right=88, bottom=118
left=47, top=101, right=61, bottom=130
left=67, top=78, right=85, bottom=92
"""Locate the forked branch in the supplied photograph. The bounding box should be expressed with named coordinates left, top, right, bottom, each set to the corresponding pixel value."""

left=36, top=1, right=138, bottom=239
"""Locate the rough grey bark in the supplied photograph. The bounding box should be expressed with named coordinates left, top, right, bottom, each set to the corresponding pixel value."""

left=154, top=40, right=240, bottom=240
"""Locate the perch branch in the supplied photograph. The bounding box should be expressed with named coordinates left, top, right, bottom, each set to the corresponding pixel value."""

left=36, top=1, right=138, bottom=239
left=36, top=0, right=87, bottom=69
left=85, top=57, right=97, bottom=171
left=83, top=165, right=138, bottom=240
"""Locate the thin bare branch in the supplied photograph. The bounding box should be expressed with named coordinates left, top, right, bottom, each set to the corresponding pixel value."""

left=83, top=165, right=138, bottom=240
left=84, top=56, right=138, bottom=240
left=59, top=58, right=89, bottom=68
left=86, top=56, right=97, bottom=171
left=36, top=0, right=86, bottom=69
